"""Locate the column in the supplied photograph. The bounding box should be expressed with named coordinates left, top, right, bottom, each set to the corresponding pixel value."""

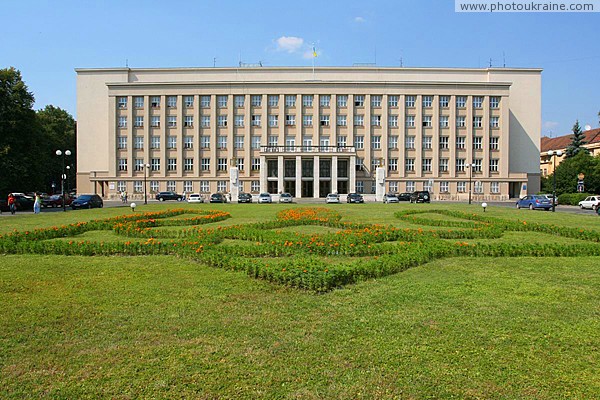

left=313, top=155, right=320, bottom=198
left=331, top=155, right=338, bottom=193
left=295, top=155, right=302, bottom=198
left=259, top=155, right=267, bottom=193
left=277, top=155, right=284, bottom=193
left=349, top=155, right=356, bottom=193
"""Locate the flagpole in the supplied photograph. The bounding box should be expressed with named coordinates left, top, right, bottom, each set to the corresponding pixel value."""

left=312, top=43, right=315, bottom=80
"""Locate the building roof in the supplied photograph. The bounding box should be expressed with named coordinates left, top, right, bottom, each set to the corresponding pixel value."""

left=541, top=128, right=600, bottom=152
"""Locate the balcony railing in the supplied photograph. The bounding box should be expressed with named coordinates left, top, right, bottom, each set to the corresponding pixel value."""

left=260, top=145, right=356, bottom=154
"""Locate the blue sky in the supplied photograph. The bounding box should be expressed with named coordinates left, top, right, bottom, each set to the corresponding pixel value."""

left=2, top=0, right=598, bottom=137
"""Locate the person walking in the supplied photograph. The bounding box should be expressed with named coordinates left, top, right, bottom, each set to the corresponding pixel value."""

left=8, top=194, right=16, bottom=215
left=33, top=193, right=42, bottom=214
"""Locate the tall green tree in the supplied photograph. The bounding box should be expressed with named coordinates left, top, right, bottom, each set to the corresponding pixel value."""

left=565, top=120, right=590, bottom=158
left=552, top=151, right=600, bottom=195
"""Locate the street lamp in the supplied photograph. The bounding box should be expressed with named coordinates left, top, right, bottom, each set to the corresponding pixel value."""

left=467, top=163, right=476, bottom=205
left=56, top=149, right=71, bottom=212
left=143, top=163, right=150, bottom=205
left=547, top=150, right=563, bottom=212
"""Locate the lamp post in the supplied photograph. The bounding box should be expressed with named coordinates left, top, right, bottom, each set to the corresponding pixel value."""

left=547, top=150, right=563, bottom=212
left=143, top=163, right=150, bottom=205
left=56, top=150, right=71, bottom=212
left=467, top=163, right=476, bottom=205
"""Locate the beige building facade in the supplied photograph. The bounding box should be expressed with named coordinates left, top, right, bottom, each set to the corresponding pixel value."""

left=75, top=66, right=542, bottom=200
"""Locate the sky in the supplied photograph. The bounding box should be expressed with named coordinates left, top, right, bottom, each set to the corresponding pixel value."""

left=1, top=0, right=599, bottom=137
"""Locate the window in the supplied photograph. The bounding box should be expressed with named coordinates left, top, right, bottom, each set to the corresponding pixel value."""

left=117, top=136, right=127, bottom=149
left=457, top=181, right=466, bottom=193
left=285, top=114, right=296, bottom=126
left=490, top=158, right=499, bottom=172
left=319, top=137, right=330, bottom=151
left=184, top=115, right=193, bottom=127
left=439, top=96, right=449, bottom=108
left=337, top=115, right=347, bottom=126
left=268, top=135, right=278, bottom=146
left=422, top=116, right=432, bottom=127
left=151, top=96, right=161, bottom=108
left=371, top=115, right=381, bottom=126
left=167, top=96, right=177, bottom=108
left=252, top=158, right=261, bottom=171
left=234, top=136, right=244, bottom=149
left=285, top=137, right=296, bottom=150
left=167, top=136, right=176, bottom=149
left=456, top=96, right=466, bottom=108
left=134, top=181, right=143, bottom=193
left=405, top=136, right=415, bottom=149
left=388, top=158, right=398, bottom=171
left=388, top=95, right=399, bottom=107
left=167, top=116, right=177, bottom=128
left=354, top=135, right=364, bottom=149
left=217, top=115, right=227, bottom=127
left=118, top=158, right=128, bottom=171
left=217, top=158, right=227, bottom=171
left=320, top=115, right=330, bottom=126
left=251, top=181, right=260, bottom=192
left=456, top=158, right=465, bottom=172
left=251, top=136, right=261, bottom=149
left=405, top=115, right=415, bottom=127
left=184, top=96, right=194, bottom=108
left=302, top=137, right=313, bottom=151
left=217, top=95, right=227, bottom=107
left=473, top=136, right=483, bottom=150
left=167, top=180, right=176, bottom=192
left=406, top=181, right=415, bottom=192
left=150, top=181, right=159, bottom=192
left=439, top=136, right=449, bottom=149
left=184, top=158, right=194, bottom=171
left=118, top=116, right=127, bottom=128
left=303, top=115, right=313, bottom=127
left=424, top=180, right=433, bottom=193
left=355, top=157, right=364, bottom=171
left=439, top=116, right=449, bottom=128
left=134, top=96, right=144, bottom=108
left=405, top=158, right=415, bottom=172
left=490, top=116, right=499, bottom=128
left=234, top=95, right=245, bottom=108
left=371, top=95, right=382, bottom=107
left=320, top=95, right=331, bottom=107
left=236, top=158, right=244, bottom=171
left=354, top=95, right=364, bottom=107
left=422, top=96, right=433, bottom=108
left=388, top=115, right=398, bottom=127
left=201, top=158, right=210, bottom=171
left=201, top=136, right=210, bottom=149
left=389, top=181, right=398, bottom=192
left=405, top=96, right=416, bottom=107
left=251, top=115, right=261, bottom=126
left=200, top=181, right=210, bottom=193
left=473, top=116, right=483, bottom=128
left=268, top=95, right=279, bottom=107
left=218, top=135, right=227, bottom=149
left=440, top=181, right=449, bottom=193
left=234, top=115, right=244, bottom=127
left=285, top=95, right=296, bottom=107
left=490, top=96, right=500, bottom=108
left=268, top=115, right=278, bottom=127
left=337, top=95, right=348, bottom=107
left=302, top=95, right=313, bottom=107
left=151, top=116, right=160, bottom=127
left=217, top=181, right=227, bottom=192
left=372, top=136, right=381, bottom=149
left=200, top=96, right=210, bottom=107
left=456, top=137, right=466, bottom=149
left=473, top=159, right=483, bottom=173
left=134, top=116, right=144, bottom=127
left=151, top=136, right=160, bottom=149
left=354, top=115, right=364, bottom=126
left=134, top=136, right=144, bottom=150
left=184, top=180, right=193, bottom=193
left=473, top=96, right=483, bottom=109
left=167, top=158, right=177, bottom=171
left=491, top=181, right=500, bottom=193
left=474, top=181, right=483, bottom=194
left=422, top=136, right=432, bottom=150
left=388, top=135, right=398, bottom=149
left=201, top=116, right=210, bottom=127
left=151, top=158, right=160, bottom=171
left=117, top=97, right=127, bottom=109
left=456, top=116, right=466, bottom=127
left=356, top=181, right=364, bottom=193
left=117, top=181, right=126, bottom=192
left=251, top=95, right=262, bottom=106
left=337, top=136, right=347, bottom=147
left=490, top=137, right=499, bottom=150
left=184, top=136, right=193, bottom=149
left=422, top=158, right=432, bottom=172
left=439, top=158, right=449, bottom=172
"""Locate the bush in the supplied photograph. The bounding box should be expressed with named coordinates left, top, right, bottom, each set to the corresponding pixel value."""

left=557, top=192, right=593, bottom=206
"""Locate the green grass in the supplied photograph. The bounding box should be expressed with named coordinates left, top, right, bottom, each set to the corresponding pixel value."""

left=1, top=203, right=599, bottom=398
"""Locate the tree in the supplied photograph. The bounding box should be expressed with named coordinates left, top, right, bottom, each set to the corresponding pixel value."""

left=552, top=151, right=600, bottom=195
left=565, top=120, right=590, bottom=158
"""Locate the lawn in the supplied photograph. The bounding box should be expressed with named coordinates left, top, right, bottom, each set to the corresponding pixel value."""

left=1, top=203, right=599, bottom=399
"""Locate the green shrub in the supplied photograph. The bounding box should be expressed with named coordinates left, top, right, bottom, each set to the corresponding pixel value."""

left=557, top=192, right=593, bottom=206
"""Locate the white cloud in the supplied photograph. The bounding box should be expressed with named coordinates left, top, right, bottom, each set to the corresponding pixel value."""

left=354, top=16, right=365, bottom=23
left=275, top=36, right=304, bottom=53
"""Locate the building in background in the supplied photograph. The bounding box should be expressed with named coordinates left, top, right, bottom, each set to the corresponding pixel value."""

left=76, top=66, right=541, bottom=200
left=540, top=128, right=600, bottom=176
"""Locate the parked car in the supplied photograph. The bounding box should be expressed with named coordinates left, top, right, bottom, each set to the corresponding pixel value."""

left=397, top=192, right=412, bottom=202
left=326, top=193, right=340, bottom=204
left=155, top=191, right=184, bottom=201
left=279, top=193, right=293, bottom=203
left=258, top=193, right=272, bottom=203
left=516, top=195, right=552, bottom=210
left=383, top=193, right=400, bottom=204
left=409, top=191, right=431, bottom=203
left=187, top=193, right=204, bottom=203
left=8, top=193, right=35, bottom=210
left=209, top=193, right=227, bottom=203
left=578, top=195, right=600, bottom=210
left=346, top=193, right=364, bottom=203
left=238, top=193, right=253, bottom=203
left=42, top=194, right=73, bottom=208
left=71, top=194, right=103, bottom=209
left=541, top=194, right=559, bottom=206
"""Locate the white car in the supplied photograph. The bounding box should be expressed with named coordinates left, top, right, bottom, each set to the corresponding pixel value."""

left=258, top=193, right=272, bottom=203
left=279, top=193, right=293, bottom=203
left=541, top=194, right=559, bottom=205
left=578, top=196, right=600, bottom=210
left=187, top=193, right=204, bottom=203
left=383, top=193, right=399, bottom=204
left=326, top=193, right=340, bottom=204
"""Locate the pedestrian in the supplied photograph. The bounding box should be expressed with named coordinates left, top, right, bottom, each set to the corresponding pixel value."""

left=8, top=193, right=16, bottom=215
left=124, top=190, right=128, bottom=203
left=33, top=193, right=41, bottom=214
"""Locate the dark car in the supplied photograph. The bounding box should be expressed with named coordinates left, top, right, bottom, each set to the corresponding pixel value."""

left=347, top=193, right=364, bottom=203
left=155, top=191, right=184, bottom=201
left=71, top=194, right=103, bottom=209
left=238, top=193, right=252, bottom=203
left=409, top=191, right=431, bottom=203
left=397, top=192, right=411, bottom=202
left=210, top=193, right=227, bottom=203
left=43, top=194, right=73, bottom=208
left=7, top=194, right=35, bottom=211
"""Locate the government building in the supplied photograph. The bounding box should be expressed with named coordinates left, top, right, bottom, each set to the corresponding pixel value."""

left=76, top=66, right=541, bottom=200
